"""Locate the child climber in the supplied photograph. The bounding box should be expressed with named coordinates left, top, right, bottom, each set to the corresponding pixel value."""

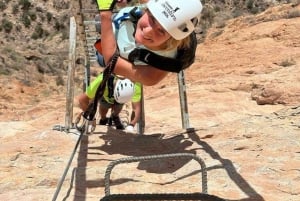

left=77, top=73, right=142, bottom=130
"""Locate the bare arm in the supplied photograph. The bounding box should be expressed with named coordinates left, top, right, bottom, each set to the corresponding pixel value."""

left=114, top=58, right=169, bottom=86
left=77, top=93, right=91, bottom=112
left=130, top=101, right=142, bottom=126
left=100, top=11, right=117, bottom=64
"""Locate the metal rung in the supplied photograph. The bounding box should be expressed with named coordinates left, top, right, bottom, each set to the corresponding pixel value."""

left=103, top=153, right=208, bottom=197
left=84, top=46, right=95, bottom=49
left=84, top=20, right=98, bottom=25
left=86, top=45, right=96, bottom=48
left=85, top=47, right=96, bottom=51
left=86, top=46, right=96, bottom=49
left=86, top=37, right=99, bottom=40
left=84, top=29, right=97, bottom=33
left=86, top=39, right=98, bottom=43
left=84, top=43, right=94, bottom=46
left=86, top=46, right=95, bottom=49
left=86, top=43, right=96, bottom=46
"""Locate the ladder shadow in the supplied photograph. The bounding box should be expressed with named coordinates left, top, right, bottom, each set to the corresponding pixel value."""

left=186, top=128, right=265, bottom=201
left=67, top=127, right=264, bottom=201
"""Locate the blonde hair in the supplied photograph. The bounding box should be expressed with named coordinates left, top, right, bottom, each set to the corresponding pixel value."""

left=159, top=34, right=191, bottom=51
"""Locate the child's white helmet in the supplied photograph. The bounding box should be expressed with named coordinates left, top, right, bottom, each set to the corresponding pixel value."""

left=114, top=78, right=135, bottom=104
left=147, top=0, right=203, bottom=40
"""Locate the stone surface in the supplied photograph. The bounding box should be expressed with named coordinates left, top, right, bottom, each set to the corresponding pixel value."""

left=0, top=4, right=300, bottom=201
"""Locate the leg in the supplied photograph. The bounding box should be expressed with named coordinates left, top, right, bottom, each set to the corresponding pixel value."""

left=129, top=101, right=141, bottom=126
left=111, top=103, right=125, bottom=130
left=99, top=98, right=111, bottom=125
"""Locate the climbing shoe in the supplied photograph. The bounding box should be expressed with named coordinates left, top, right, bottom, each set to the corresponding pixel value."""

left=99, top=118, right=108, bottom=125
left=111, top=115, right=124, bottom=130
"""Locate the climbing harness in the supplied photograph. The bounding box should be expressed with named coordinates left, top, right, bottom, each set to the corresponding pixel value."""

left=113, top=6, right=142, bottom=30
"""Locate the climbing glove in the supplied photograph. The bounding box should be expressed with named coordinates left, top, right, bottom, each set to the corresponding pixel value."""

left=95, top=0, right=118, bottom=11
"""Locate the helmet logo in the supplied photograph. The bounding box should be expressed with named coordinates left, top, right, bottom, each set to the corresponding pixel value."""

left=161, top=1, right=179, bottom=22
left=174, top=7, right=179, bottom=12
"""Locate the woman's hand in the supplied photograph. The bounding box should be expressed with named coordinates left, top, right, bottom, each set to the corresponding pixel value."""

left=95, top=0, right=118, bottom=11
left=95, top=0, right=130, bottom=11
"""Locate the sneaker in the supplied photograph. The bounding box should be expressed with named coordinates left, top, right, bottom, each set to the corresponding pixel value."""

left=99, top=118, right=108, bottom=125
left=111, top=115, right=124, bottom=130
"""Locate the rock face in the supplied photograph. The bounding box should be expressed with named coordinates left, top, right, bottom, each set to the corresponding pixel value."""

left=0, top=3, right=300, bottom=201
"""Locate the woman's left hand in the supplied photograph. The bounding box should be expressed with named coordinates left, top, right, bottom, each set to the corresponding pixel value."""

left=96, top=0, right=118, bottom=11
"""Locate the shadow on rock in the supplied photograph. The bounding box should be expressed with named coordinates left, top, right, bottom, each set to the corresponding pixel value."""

left=91, top=127, right=198, bottom=174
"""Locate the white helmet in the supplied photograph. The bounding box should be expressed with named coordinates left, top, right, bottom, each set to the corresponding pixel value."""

left=147, top=0, right=203, bottom=40
left=114, top=78, right=135, bottom=104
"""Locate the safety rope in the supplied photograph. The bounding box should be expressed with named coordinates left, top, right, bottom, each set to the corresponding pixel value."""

left=52, top=52, right=119, bottom=200
left=51, top=126, right=85, bottom=201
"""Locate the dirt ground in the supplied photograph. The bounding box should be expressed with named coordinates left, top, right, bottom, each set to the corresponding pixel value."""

left=0, top=4, right=300, bottom=201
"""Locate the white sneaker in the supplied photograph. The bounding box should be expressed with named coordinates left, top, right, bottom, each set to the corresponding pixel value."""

left=125, top=124, right=135, bottom=133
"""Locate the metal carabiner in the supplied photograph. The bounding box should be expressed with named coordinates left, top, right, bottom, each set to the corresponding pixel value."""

left=75, top=112, right=97, bottom=135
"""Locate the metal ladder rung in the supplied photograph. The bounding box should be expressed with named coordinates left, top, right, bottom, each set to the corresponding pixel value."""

left=84, top=29, right=98, bottom=33
left=86, top=37, right=99, bottom=40
left=84, top=20, right=99, bottom=25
